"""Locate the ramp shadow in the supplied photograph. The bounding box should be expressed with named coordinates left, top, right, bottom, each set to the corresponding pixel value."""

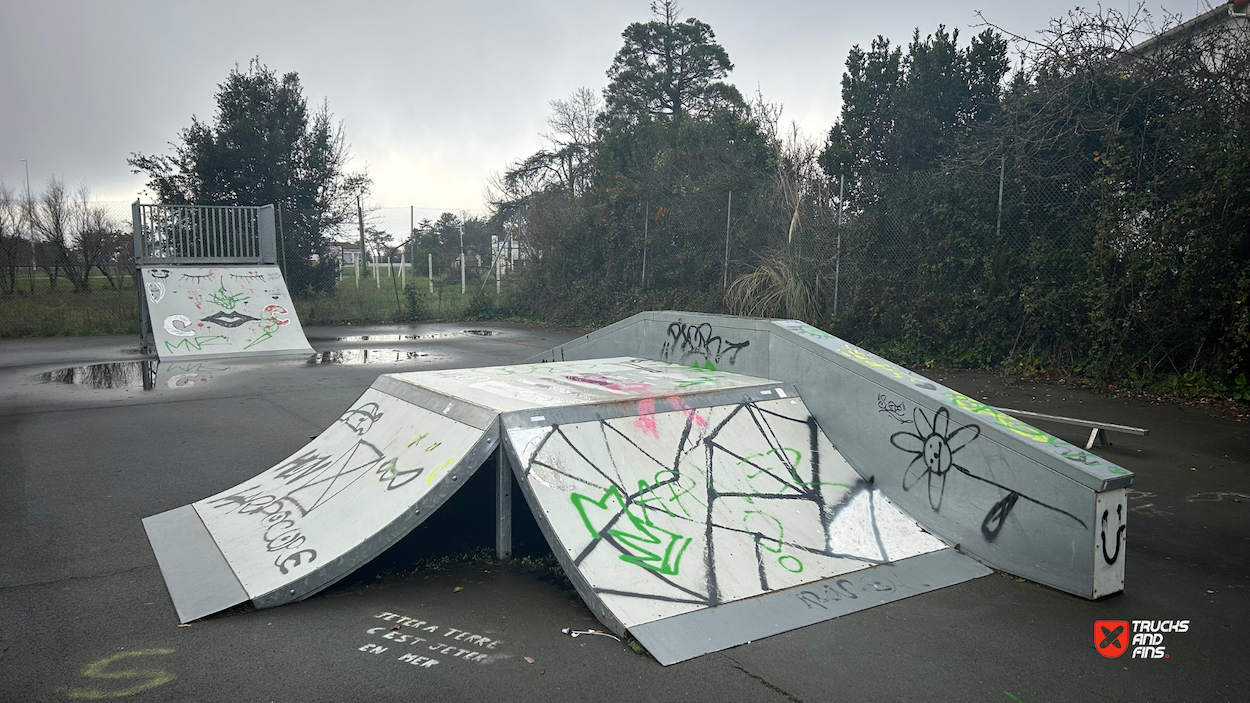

left=333, top=456, right=550, bottom=589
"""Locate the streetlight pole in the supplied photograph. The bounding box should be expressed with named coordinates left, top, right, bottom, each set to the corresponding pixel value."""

left=459, top=213, right=466, bottom=295
left=20, top=159, right=34, bottom=293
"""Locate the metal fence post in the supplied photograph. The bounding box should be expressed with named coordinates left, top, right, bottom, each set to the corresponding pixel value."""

left=834, top=172, right=844, bottom=317
left=996, top=155, right=1006, bottom=242
left=131, top=200, right=152, bottom=353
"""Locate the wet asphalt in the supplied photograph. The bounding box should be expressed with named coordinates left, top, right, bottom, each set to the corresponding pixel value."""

left=0, top=322, right=1247, bottom=703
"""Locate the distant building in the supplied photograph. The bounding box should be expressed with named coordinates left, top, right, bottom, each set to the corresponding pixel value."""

left=328, top=241, right=362, bottom=265
left=1132, top=1, right=1249, bottom=59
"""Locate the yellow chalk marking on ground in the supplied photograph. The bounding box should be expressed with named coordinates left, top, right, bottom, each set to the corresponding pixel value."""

left=63, top=649, right=175, bottom=699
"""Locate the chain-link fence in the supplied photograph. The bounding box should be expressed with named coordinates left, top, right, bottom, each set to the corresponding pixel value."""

left=808, top=135, right=1244, bottom=380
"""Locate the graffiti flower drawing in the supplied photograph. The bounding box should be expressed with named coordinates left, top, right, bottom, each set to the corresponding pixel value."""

left=890, top=407, right=980, bottom=510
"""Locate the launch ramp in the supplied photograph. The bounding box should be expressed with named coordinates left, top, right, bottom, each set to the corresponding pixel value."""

left=144, top=380, right=499, bottom=622
left=528, top=312, right=1135, bottom=602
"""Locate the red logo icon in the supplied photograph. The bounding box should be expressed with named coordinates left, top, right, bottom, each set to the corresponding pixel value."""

left=1096, top=620, right=1130, bottom=658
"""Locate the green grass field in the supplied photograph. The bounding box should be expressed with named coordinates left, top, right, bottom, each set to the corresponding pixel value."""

left=0, top=268, right=514, bottom=337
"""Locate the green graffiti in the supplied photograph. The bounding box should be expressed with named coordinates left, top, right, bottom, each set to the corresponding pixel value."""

left=207, top=283, right=249, bottom=310
left=947, top=392, right=1057, bottom=444
left=635, top=478, right=674, bottom=517
left=571, top=486, right=692, bottom=575
left=243, top=320, right=280, bottom=349
left=799, top=323, right=835, bottom=339
left=835, top=342, right=933, bottom=385
left=778, top=555, right=804, bottom=572
left=950, top=392, right=1130, bottom=475
left=742, top=510, right=784, bottom=553
left=164, top=335, right=229, bottom=353
left=734, top=448, right=851, bottom=501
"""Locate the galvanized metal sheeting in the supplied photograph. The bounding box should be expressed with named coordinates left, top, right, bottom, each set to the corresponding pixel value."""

left=525, top=312, right=1133, bottom=599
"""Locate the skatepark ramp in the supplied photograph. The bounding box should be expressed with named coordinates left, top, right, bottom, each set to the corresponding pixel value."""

left=145, top=314, right=1133, bottom=664
left=132, top=202, right=314, bottom=360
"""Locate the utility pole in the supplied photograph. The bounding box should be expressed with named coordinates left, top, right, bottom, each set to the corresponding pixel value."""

left=21, top=159, right=34, bottom=293
left=356, top=193, right=365, bottom=287
left=459, top=213, right=466, bottom=295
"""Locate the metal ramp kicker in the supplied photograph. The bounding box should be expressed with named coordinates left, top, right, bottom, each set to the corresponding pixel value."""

left=144, top=380, right=499, bottom=622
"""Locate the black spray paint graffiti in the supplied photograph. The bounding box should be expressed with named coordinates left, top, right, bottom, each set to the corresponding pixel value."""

left=660, top=321, right=750, bottom=367
left=207, top=401, right=439, bottom=574
left=525, top=398, right=900, bottom=610
left=890, top=406, right=1086, bottom=539
left=797, top=574, right=896, bottom=610
left=1100, top=504, right=1126, bottom=565
left=877, top=394, right=911, bottom=424
left=980, top=492, right=1019, bottom=541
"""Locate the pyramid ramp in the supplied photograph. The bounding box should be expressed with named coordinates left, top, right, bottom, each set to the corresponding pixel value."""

left=139, top=265, right=314, bottom=360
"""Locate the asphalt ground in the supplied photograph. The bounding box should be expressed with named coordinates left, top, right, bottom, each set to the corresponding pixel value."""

left=0, top=322, right=1246, bottom=703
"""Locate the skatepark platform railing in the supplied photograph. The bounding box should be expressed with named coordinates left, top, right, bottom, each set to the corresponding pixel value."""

left=131, top=201, right=277, bottom=266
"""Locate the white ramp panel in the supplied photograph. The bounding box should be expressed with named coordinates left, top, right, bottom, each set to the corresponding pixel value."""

left=146, top=385, right=495, bottom=621
left=141, top=266, right=313, bottom=359
left=506, top=394, right=989, bottom=663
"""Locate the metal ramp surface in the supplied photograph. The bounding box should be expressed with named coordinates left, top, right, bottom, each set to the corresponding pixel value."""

left=500, top=382, right=988, bottom=664
left=139, top=265, right=314, bottom=360
left=144, top=381, right=499, bottom=622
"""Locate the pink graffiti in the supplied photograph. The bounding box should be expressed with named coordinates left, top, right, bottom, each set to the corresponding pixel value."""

left=633, top=397, right=706, bottom=439
left=668, top=396, right=707, bottom=429
left=635, top=398, right=660, bottom=438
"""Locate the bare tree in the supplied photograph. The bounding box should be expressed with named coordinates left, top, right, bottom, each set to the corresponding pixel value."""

left=501, top=87, right=602, bottom=198
left=0, top=183, right=20, bottom=294
left=30, top=178, right=116, bottom=293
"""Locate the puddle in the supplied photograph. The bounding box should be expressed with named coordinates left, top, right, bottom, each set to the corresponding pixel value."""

left=306, top=349, right=434, bottom=365
left=312, top=334, right=429, bottom=342
left=39, top=361, right=231, bottom=390
left=308, top=330, right=499, bottom=342
left=39, top=361, right=157, bottom=390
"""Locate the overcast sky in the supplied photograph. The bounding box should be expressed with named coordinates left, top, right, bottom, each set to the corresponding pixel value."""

left=1, top=0, right=1197, bottom=211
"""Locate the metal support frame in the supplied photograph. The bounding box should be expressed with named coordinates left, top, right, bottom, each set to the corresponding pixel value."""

left=495, top=448, right=512, bottom=561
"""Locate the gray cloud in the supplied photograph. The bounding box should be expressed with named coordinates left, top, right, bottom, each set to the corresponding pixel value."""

left=0, top=0, right=1183, bottom=209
